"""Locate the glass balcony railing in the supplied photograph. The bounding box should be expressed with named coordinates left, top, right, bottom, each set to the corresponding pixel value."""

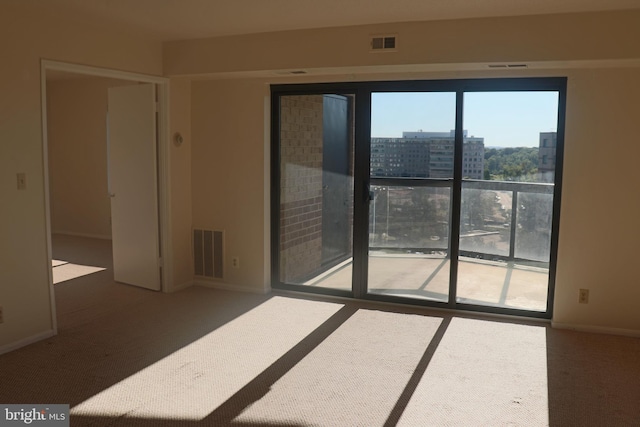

left=369, top=179, right=554, bottom=267
left=462, top=180, right=554, bottom=266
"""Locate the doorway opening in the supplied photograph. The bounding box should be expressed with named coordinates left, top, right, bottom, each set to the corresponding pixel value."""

left=41, top=61, right=170, bottom=333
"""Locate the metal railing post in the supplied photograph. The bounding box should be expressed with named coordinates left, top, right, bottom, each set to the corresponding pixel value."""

left=509, top=189, right=518, bottom=260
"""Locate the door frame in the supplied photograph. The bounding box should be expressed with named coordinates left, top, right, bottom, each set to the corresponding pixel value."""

left=270, top=77, right=566, bottom=319
left=40, top=59, right=171, bottom=334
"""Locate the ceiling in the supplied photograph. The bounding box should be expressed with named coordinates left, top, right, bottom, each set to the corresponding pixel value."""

left=31, top=0, right=640, bottom=42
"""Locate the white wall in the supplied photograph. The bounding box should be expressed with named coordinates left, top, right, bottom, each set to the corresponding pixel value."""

left=554, top=67, right=640, bottom=331
left=169, top=77, right=193, bottom=289
left=164, top=10, right=640, bottom=76
left=2, top=4, right=640, bottom=354
left=0, top=2, right=162, bottom=351
left=191, top=79, right=269, bottom=290
left=179, top=11, right=640, bottom=332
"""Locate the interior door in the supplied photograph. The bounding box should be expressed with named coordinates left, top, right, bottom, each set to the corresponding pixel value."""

left=107, top=83, right=161, bottom=291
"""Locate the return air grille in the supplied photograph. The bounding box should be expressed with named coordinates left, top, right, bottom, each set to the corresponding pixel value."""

left=194, top=229, right=223, bottom=279
left=370, top=35, right=397, bottom=51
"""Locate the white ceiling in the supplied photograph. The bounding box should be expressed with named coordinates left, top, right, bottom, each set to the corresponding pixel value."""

left=31, top=0, right=640, bottom=41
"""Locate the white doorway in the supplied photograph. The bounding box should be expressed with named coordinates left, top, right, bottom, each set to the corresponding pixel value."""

left=41, top=60, right=171, bottom=334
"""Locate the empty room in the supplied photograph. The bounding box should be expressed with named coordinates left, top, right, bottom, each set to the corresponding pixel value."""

left=1, top=1, right=640, bottom=425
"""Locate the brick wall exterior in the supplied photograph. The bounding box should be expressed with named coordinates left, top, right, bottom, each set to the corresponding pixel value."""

left=279, top=95, right=324, bottom=282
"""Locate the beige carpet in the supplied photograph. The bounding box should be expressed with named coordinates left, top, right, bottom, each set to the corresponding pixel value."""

left=1, top=235, right=639, bottom=426
left=52, top=261, right=107, bottom=284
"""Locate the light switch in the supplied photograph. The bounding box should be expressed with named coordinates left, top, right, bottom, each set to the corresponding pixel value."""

left=17, top=173, right=26, bottom=190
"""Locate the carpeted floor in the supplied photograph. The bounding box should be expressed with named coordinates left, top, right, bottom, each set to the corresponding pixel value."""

left=1, top=235, right=639, bottom=426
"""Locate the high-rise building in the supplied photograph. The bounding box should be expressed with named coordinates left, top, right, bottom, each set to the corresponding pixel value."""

left=370, top=130, right=485, bottom=179
left=538, top=132, right=557, bottom=182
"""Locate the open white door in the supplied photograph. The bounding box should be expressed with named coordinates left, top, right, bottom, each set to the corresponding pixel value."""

left=107, top=84, right=161, bottom=291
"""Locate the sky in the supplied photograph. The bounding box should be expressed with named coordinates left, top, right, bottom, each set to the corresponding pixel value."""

left=371, top=91, right=559, bottom=147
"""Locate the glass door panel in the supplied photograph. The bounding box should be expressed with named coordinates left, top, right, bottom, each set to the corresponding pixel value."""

left=273, top=78, right=565, bottom=318
left=457, top=91, right=559, bottom=311
left=368, top=184, right=451, bottom=301
left=278, top=94, right=354, bottom=291
left=367, top=92, right=456, bottom=302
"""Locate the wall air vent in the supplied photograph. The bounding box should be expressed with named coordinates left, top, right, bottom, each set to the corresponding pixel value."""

left=274, top=70, right=308, bottom=75
left=488, top=64, right=528, bottom=69
left=193, top=229, right=224, bottom=279
left=370, top=35, right=397, bottom=52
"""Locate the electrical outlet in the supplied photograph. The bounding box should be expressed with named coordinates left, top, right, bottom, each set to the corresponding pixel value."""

left=232, top=257, right=240, bottom=269
left=579, top=288, right=589, bottom=304
left=0, top=306, right=4, bottom=324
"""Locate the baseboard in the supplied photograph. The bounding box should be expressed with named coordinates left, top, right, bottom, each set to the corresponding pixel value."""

left=52, top=230, right=112, bottom=240
left=0, top=330, right=56, bottom=355
left=194, top=279, right=269, bottom=295
left=552, top=321, right=640, bottom=338
left=167, top=281, right=193, bottom=293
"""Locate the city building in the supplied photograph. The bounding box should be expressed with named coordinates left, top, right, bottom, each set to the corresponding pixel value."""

left=538, top=131, right=557, bottom=182
left=371, top=130, right=485, bottom=179
left=538, top=131, right=557, bottom=172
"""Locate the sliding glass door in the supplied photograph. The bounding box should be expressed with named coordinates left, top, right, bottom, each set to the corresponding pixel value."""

left=456, top=91, right=560, bottom=312
left=272, top=78, right=565, bottom=318
left=367, top=92, right=456, bottom=302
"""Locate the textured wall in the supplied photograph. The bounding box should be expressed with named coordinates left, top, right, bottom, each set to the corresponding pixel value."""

left=279, top=95, right=324, bottom=282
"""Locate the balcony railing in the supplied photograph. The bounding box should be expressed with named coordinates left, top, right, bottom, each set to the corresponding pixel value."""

left=369, top=178, right=554, bottom=266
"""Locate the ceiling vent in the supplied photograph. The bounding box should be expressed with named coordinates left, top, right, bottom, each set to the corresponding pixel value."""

left=370, top=34, right=397, bottom=52
left=488, top=64, right=528, bottom=69
left=273, top=70, right=308, bottom=76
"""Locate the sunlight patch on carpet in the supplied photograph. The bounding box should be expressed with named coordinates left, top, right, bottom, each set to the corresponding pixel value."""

left=52, top=261, right=106, bottom=284
left=70, top=296, right=344, bottom=421
left=234, top=309, right=444, bottom=426
left=397, top=318, right=549, bottom=426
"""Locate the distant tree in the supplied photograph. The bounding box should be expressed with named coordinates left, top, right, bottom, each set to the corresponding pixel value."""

left=518, top=193, right=552, bottom=232
left=515, top=192, right=553, bottom=261
left=461, top=189, right=498, bottom=231
left=484, top=147, right=539, bottom=181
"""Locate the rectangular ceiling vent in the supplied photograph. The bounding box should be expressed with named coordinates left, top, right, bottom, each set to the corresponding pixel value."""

left=273, top=70, right=308, bottom=76
left=488, top=64, right=528, bottom=69
left=370, top=34, right=397, bottom=52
